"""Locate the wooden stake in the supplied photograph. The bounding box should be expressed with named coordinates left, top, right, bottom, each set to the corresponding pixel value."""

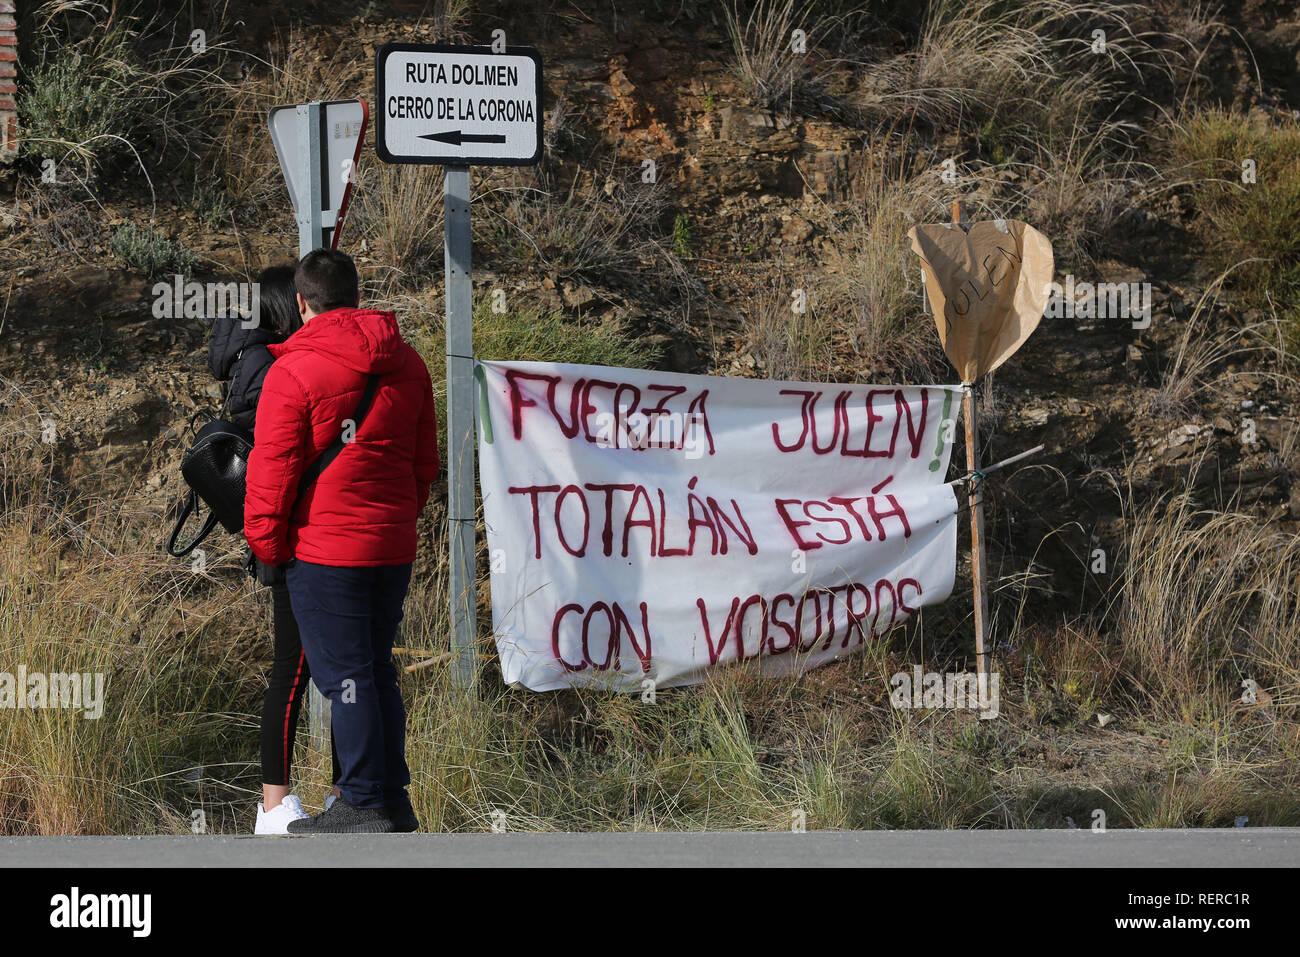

left=953, top=199, right=990, bottom=679
left=404, top=651, right=454, bottom=675
left=963, top=383, right=990, bottom=680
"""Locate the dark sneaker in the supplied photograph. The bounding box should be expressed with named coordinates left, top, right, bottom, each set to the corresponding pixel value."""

left=385, top=803, right=420, bottom=833
left=287, top=796, right=396, bottom=834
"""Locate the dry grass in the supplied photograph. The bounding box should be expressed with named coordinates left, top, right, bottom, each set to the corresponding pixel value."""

left=742, top=280, right=835, bottom=382
left=1109, top=489, right=1300, bottom=723
left=840, top=1, right=1166, bottom=268
left=1016, top=113, right=1140, bottom=267
left=0, top=401, right=264, bottom=834
left=10, top=180, right=102, bottom=260
left=725, top=0, right=836, bottom=110
left=1164, top=109, right=1300, bottom=346
left=854, top=0, right=1055, bottom=129
left=9, top=429, right=1298, bottom=834
left=1151, top=267, right=1294, bottom=419
left=352, top=164, right=447, bottom=296
left=851, top=1, right=1161, bottom=130
left=204, top=0, right=470, bottom=214
left=206, top=26, right=360, bottom=212
left=804, top=159, right=945, bottom=382
left=19, top=1, right=227, bottom=177
left=478, top=165, right=671, bottom=286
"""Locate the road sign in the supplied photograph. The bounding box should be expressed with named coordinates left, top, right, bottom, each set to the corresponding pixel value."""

left=375, top=43, right=542, bottom=166
left=373, top=41, right=543, bottom=690
left=269, top=98, right=369, bottom=251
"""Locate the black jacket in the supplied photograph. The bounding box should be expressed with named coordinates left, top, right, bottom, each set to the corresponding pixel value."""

left=208, top=316, right=281, bottom=432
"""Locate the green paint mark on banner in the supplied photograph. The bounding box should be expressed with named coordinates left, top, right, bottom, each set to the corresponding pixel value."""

left=474, top=362, right=494, bottom=444
left=930, top=388, right=954, bottom=472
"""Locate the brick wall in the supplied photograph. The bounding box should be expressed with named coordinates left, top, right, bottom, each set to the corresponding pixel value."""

left=0, top=1, right=15, bottom=162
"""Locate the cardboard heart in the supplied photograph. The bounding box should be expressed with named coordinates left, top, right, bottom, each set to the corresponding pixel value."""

left=908, top=220, right=1054, bottom=383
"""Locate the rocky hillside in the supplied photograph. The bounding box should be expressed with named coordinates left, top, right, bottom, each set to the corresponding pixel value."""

left=2, top=0, right=1299, bottom=833
left=3, top=0, right=1298, bottom=621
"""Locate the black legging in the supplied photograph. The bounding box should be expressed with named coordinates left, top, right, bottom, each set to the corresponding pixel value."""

left=261, top=581, right=341, bottom=787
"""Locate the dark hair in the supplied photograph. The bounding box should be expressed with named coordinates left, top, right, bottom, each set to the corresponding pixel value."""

left=295, top=248, right=359, bottom=314
left=254, top=265, right=301, bottom=339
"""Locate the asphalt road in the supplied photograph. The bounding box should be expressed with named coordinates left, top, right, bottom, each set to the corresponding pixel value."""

left=2, top=828, right=1296, bottom=867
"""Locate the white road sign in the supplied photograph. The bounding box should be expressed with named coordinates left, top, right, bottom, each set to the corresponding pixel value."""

left=375, top=43, right=543, bottom=166
left=268, top=98, right=368, bottom=248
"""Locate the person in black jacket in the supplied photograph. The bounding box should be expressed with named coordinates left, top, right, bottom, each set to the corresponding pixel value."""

left=208, top=265, right=341, bottom=834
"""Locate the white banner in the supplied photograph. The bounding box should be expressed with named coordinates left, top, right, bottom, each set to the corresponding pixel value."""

left=475, top=361, right=961, bottom=691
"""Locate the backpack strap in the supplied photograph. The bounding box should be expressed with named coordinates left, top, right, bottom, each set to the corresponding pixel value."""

left=294, top=373, right=382, bottom=505
left=166, top=490, right=221, bottom=557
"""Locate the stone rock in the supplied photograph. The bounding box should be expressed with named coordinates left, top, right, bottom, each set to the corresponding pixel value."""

left=610, top=68, right=636, bottom=99
left=562, top=284, right=597, bottom=309
left=800, top=149, right=850, bottom=201
left=1166, top=423, right=1204, bottom=447
left=779, top=215, right=814, bottom=244
left=718, top=104, right=774, bottom=143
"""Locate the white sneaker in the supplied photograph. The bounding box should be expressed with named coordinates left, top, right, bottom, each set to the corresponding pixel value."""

left=255, top=794, right=309, bottom=835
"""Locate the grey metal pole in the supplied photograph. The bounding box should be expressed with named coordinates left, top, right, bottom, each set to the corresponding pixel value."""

left=444, top=165, right=478, bottom=690
left=299, top=101, right=331, bottom=744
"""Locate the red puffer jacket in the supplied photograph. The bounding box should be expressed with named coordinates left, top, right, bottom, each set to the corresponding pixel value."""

left=245, top=307, right=439, bottom=567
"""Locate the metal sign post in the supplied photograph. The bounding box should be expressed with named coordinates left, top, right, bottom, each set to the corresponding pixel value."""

left=268, top=98, right=368, bottom=745
left=300, top=101, right=329, bottom=744
left=444, top=164, right=478, bottom=689
left=373, top=42, right=543, bottom=691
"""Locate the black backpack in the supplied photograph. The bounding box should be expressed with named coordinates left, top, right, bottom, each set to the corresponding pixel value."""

left=166, top=374, right=381, bottom=557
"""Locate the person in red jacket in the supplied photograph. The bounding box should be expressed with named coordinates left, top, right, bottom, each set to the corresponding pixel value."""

left=245, top=249, right=438, bottom=834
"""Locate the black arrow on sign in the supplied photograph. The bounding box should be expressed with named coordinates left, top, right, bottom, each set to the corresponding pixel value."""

left=419, top=130, right=508, bottom=146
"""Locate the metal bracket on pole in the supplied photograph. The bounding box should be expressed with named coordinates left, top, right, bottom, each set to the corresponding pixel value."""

left=296, top=102, right=326, bottom=257
left=445, top=165, right=478, bottom=691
